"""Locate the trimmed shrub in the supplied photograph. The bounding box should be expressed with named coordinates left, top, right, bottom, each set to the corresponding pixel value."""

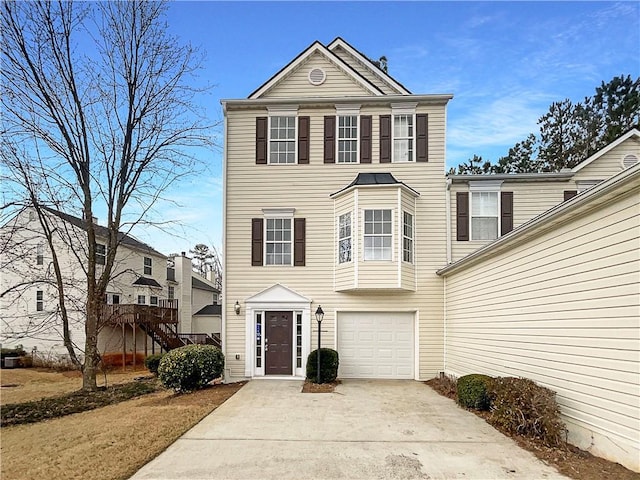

left=158, top=344, right=224, bottom=393
left=488, top=377, right=566, bottom=447
left=144, top=354, right=165, bottom=375
left=457, top=374, right=492, bottom=410
left=306, top=348, right=339, bottom=383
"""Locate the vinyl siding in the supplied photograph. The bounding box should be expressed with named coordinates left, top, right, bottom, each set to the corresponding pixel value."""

left=330, top=45, right=399, bottom=95
left=574, top=136, right=640, bottom=181
left=442, top=183, right=640, bottom=472
left=262, top=51, right=374, bottom=98
left=225, top=102, right=447, bottom=380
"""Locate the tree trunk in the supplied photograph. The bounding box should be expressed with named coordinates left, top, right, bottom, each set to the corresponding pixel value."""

left=82, top=300, right=100, bottom=391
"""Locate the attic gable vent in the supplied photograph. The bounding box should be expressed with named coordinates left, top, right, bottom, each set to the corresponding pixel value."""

left=308, top=67, right=326, bottom=86
left=622, top=153, right=639, bottom=169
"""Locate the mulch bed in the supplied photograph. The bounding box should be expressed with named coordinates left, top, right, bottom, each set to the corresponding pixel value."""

left=301, top=380, right=340, bottom=393
left=425, top=377, right=640, bottom=480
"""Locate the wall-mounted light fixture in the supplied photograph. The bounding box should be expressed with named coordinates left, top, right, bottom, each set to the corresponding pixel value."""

left=234, top=301, right=241, bottom=315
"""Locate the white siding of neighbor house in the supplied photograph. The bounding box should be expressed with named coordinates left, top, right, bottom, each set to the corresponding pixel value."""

left=224, top=101, right=448, bottom=380
left=261, top=51, right=374, bottom=98
left=442, top=181, right=640, bottom=472
left=573, top=136, right=640, bottom=181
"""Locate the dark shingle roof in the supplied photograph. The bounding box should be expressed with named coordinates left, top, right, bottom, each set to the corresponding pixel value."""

left=42, top=207, right=164, bottom=257
left=331, top=173, right=420, bottom=197
left=192, top=277, right=219, bottom=293
left=132, top=277, right=163, bottom=288
left=194, top=304, right=222, bottom=316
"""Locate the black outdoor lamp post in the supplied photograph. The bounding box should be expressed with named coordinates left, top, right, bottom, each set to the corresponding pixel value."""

left=315, top=305, right=324, bottom=384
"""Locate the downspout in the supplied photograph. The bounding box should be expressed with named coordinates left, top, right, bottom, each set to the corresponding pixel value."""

left=221, top=101, right=229, bottom=380
left=445, top=177, right=452, bottom=264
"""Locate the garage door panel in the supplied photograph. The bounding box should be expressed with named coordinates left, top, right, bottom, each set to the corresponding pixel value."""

left=338, top=312, right=414, bottom=379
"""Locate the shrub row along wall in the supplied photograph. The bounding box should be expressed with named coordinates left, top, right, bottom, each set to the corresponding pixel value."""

left=440, top=169, right=640, bottom=472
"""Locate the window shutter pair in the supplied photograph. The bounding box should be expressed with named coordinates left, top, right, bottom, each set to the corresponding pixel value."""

left=323, top=116, right=373, bottom=163
left=379, top=114, right=428, bottom=163
left=455, top=191, right=513, bottom=241
left=251, top=218, right=306, bottom=266
left=255, top=117, right=309, bottom=164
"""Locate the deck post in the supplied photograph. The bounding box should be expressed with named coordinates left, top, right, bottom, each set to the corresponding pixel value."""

left=133, top=323, right=137, bottom=369
left=122, top=322, right=126, bottom=373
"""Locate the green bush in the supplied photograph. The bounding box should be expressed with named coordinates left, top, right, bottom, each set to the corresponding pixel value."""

left=457, top=374, right=493, bottom=410
left=157, top=345, right=224, bottom=393
left=306, top=348, right=339, bottom=383
left=488, top=377, right=566, bottom=447
left=144, top=354, right=164, bottom=375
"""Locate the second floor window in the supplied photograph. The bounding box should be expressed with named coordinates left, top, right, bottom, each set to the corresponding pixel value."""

left=96, top=243, right=106, bottom=265
left=338, top=115, right=358, bottom=163
left=403, top=212, right=414, bottom=263
left=471, top=191, right=499, bottom=240
left=269, top=116, right=296, bottom=164
left=168, top=285, right=175, bottom=300
left=137, top=295, right=146, bottom=305
left=144, top=257, right=152, bottom=275
left=265, top=218, right=292, bottom=265
left=338, top=212, right=352, bottom=263
left=150, top=296, right=158, bottom=306
left=36, top=244, right=44, bottom=265
left=393, top=114, right=414, bottom=162
left=364, top=209, right=392, bottom=261
left=36, top=290, right=44, bottom=311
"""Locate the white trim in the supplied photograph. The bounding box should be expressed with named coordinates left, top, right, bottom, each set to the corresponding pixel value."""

left=391, top=112, right=416, bottom=163
left=327, top=38, right=412, bottom=95
left=262, top=207, right=295, bottom=218
left=469, top=180, right=504, bottom=191
left=264, top=217, right=293, bottom=267
left=249, top=42, right=381, bottom=99
left=221, top=106, right=228, bottom=378
left=335, top=104, right=361, bottom=116
left=354, top=190, right=359, bottom=288
left=267, top=105, right=299, bottom=116
left=336, top=113, right=359, bottom=164
left=622, top=153, right=639, bottom=169
left=414, top=310, right=420, bottom=380
left=307, top=67, right=326, bottom=86
left=362, top=207, right=394, bottom=262
left=469, top=190, right=501, bottom=242
left=572, top=128, right=640, bottom=173
left=391, top=102, right=418, bottom=114
left=397, top=190, right=402, bottom=287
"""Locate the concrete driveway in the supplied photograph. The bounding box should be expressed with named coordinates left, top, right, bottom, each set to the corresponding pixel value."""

left=131, top=379, right=567, bottom=480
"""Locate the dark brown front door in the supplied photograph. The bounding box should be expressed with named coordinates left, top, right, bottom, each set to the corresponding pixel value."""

left=265, top=311, right=293, bottom=375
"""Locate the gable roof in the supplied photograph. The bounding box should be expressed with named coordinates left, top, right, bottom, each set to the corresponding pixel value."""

left=248, top=40, right=385, bottom=99
left=572, top=128, right=640, bottom=173
left=194, top=304, right=221, bottom=316
left=245, top=283, right=311, bottom=304
left=42, top=207, right=165, bottom=257
left=327, top=37, right=411, bottom=95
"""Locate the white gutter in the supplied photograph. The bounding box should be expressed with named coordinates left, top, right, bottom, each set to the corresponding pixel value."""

left=222, top=94, right=453, bottom=108
left=445, top=177, right=452, bottom=265
left=221, top=104, right=228, bottom=379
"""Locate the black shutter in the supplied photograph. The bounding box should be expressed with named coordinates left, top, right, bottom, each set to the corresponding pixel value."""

left=379, top=115, right=391, bottom=163
left=416, top=114, right=428, bottom=162
left=360, top=115, right=372, bottom=163
left=294, top=218, right=305, bottom=266
left=564, top=190, right=578, bottom=201
left=456, top=192, right=469, bottom=241
left=324, top=116, right=335, bottom=163
left=298, top=116, right=310, bottom=164
left=501, top=192, right=513, bottom=235
left=251, top=218, right=263, bottom=266
left=256, top=117, right=267, bottom=164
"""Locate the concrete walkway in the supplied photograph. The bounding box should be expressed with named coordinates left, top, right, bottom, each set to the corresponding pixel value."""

left=131, top=379, right=567, bottom=480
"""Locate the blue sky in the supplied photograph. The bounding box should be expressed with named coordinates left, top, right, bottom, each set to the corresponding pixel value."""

left=136, top=1, right=639, bottom=256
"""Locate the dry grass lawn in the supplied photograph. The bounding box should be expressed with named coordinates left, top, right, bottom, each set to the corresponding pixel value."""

left=1, top=367, right=145, bottom=405
left=1, top=368, right=245, bottom=480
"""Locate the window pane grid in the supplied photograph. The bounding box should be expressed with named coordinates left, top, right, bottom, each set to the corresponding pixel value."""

left=403, top=212, right=414, bottom=263
left=337, top=115, right=357, bottom=163
left=265, top=218, right=292, bottom=265
left=338, top=212, right=352, bottom=263
left=269, top=116, right=296, bottom=164
left=296, top=313, right=302, bottom=368
left=364, top=209, right=392, bottom=261
left=256, top=313, right=262, bottom=368
left=393, top=114, right=414, bottom=162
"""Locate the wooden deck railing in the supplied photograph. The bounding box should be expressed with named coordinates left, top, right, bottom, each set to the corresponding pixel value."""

left=102, top=301, right=179, bottom=326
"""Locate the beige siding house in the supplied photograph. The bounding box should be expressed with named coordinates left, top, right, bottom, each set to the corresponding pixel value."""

left=438, top=163, right=640, bottom=471
left=222, top=38, right=639, bottom=470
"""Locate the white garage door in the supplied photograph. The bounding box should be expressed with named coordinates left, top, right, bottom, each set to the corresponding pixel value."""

left=338, top=312, right=414, bottom=379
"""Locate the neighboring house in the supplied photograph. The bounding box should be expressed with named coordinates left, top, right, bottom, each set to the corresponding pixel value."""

left=0, top=208, right=218, bottom=360
left=222, top=38, right=639, bottom=471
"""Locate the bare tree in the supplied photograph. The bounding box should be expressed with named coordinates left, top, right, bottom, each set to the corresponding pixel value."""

left=1, top=1, right=212, bottom=390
